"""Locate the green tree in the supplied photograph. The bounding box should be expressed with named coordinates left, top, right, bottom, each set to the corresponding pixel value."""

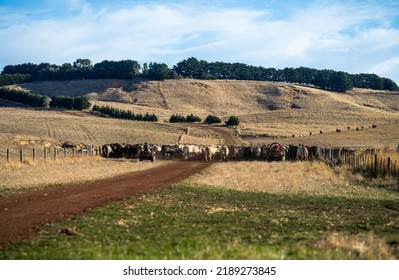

left=73, top=58, right=92, bottom=69
left=148, top=62, right=170, bottom=80
left=73, top=96, right=91, bottom=110
left=225, top=115, right=240, bottom=126
left=330, top=71, right=353, bottom=92
left=204, top=114, right=221, bottom=124
left=169, top=114, right=186, bottom=123
left=185, top=113, right=201, bottom=123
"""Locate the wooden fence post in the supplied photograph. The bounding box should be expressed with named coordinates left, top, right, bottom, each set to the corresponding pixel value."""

left=7, top=148, right=10, bottom=162
left=20, top=149, right=23, bottom=162
left=54, top=147, right=57, bottom=160
left=387, top=157, right=391, bottom=176
left=374, top=154, right=378, bottom=177
left=32, top=148, right=36, bottom=161
left=64, top=147, right=67, bottom=158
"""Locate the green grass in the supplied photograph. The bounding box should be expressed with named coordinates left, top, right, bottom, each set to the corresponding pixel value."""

left=1, top=184, right=399, bottom=260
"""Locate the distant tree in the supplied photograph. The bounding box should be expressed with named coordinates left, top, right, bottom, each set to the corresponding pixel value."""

left=50, top=96, right=74, bottom=109
left=93, top=60, right=140, bottom=79
left=73, top=58, right=92, bottom=69
left=142, top=63, right=149, bottom=77
left=185, top=113, right=201, bottom=123
left=49, top=96, right=91, bottom=110
left=148, top=62, right=170, bottom=80
left=73, top=96, right=91, bottom=110
left=0, top=73, right=32, bottom=86
left=92, top=104, right=157, bottom=122
left=225, top=115, right=240, bottom=126
left=0, top=88, right=47, bottom=107
left=169, top=114, right=186, bottom=123
left=382, top=78, right=399, bottom=91
left=330, top=71, right=353, bottom=92
left=204, top=114, right=221, bottom=124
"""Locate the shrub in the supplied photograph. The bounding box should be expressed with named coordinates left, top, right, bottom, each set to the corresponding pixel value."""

left=204, top=114, right=221, bottom=124
left=73, top=96, right=91, bottom=110
left=225, top=115, right=240, bottom=126
left=169, top=114, right=186, bottom=123
left=185, top=113, right=201, bottom=123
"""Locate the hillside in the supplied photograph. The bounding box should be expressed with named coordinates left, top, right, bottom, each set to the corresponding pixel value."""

left=3, top=79, right=399, bottom=150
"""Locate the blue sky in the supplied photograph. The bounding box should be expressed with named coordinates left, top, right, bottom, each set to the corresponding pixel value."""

left=1, top=0, right=399, bottom=84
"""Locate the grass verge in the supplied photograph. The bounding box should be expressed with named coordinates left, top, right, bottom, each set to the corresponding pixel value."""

left=1, top=183, right=398, bottom=260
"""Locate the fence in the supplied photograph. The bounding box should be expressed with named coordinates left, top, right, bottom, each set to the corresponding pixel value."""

left=320, top=147, right=399, bottom=179
left=2, top=145, right=102, bottom=162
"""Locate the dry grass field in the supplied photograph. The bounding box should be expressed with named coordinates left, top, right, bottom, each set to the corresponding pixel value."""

left=186, top=161, right=397, bottom=198
left=0, top=157, right=166, bottom=196
left=0, top=107, right=184, bottom=155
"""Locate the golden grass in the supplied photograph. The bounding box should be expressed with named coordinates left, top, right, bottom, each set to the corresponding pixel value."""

left=317, top=232, right=395, bottom=260
left=186, top=161, right=395, bottom=198
left=0, top=108, right=182, bottom=153
left=0, top=156, right=166, bottom=192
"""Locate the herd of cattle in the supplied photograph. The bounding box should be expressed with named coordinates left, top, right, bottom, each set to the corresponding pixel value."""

left=101, top=142, right=322, bottom=162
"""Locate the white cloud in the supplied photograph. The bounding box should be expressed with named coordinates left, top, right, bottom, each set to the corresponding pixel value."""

left=0, top=0, right=398, bottom=83
left=369, top=56, right=399, bottom=77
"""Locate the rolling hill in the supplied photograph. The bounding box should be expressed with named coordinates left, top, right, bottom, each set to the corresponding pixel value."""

left=2, top=78, right=399, bottom=150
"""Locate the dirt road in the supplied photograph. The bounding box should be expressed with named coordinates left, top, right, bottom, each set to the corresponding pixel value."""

left=0, top=161, right=211, bottom=244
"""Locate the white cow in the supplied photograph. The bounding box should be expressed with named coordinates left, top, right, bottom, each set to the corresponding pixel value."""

left=296, top=145, right=309, bottom=160
left=182, top=144, right=205, bottom=160
left=205, top=145, right=220, bottom=162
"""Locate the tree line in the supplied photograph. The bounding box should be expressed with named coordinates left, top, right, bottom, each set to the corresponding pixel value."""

left=0, top=88, right=47, bottom=107
left=173, top=58, right=398, bottom=92
left=0, top=87, right=91, bottom=110
left=1, top=57, right=398, bottom=92
left=92, top=104, right=158, bottom=122
left=50, top=96, right=91, bottom=110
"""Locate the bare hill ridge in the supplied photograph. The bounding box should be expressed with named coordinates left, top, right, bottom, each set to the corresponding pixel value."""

left=5, top=79, right=399, bottom=149
left=14, top=78, right=399, bottom=114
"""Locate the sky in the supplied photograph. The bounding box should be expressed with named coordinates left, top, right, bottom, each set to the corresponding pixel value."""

left=1, top=0, right=399, bottom=84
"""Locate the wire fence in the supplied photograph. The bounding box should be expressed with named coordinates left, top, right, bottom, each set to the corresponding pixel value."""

left=320, top=147, right=399, bottom=179
left=2, top=145, right=102, bottom=162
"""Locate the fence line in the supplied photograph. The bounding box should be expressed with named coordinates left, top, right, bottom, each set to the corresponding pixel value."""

left=2, top=145, right=102, bottom=162
left=320, top=147, right=399, bottom=181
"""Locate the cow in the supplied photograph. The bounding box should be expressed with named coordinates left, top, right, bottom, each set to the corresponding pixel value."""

left=123, top=144, right=140, bottom=158
left=296, top=144, right=308, bottom=160
left=251, top=146, right=262, bottom=160
left=286, top=145, right=298, bottom=161
left=162, top=144, right=180, bottom=159
left=229, top=145, right=243, bottom=161
left=102, top=144, right=113, bottom=158
left=307, top=146, right=320, bottom=160
left=205, top=145, right=220, bottom=162
left=220, top=145, right=230, bottom=162
left=182, top=144, right=205, bottom=160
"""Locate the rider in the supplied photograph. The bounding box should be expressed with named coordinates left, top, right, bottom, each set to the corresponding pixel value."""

left=143, top=141, right=150, bottom=152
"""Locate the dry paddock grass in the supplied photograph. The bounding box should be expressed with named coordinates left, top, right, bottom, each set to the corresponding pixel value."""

left=0, top=157, right=166, bottom=194
left=186, top=161, right=396, bottom=198
left=2, top=158, right=396, bottom=198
